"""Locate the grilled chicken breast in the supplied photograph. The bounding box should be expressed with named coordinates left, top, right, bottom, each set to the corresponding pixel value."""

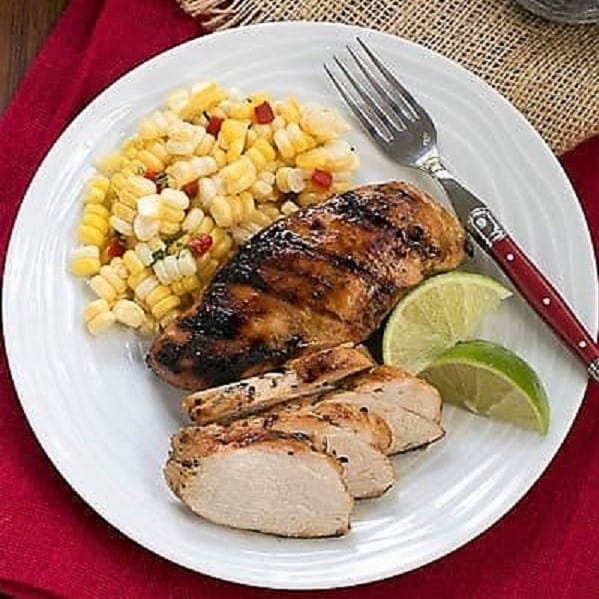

left=165, top=424, right=352, bottom=537
left=148, top=181, right=466, bottom=390
left=183, top=345, right=375, bottom=425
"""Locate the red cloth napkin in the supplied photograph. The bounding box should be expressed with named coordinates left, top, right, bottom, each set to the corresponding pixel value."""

left=0, top=1, right=597, bottom=597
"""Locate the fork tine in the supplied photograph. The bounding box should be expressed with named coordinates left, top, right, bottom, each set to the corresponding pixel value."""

left=345, top=45, right=409, bottom=126
left=332, top=55, right=400, bottom=133
left=356, top=37, right=429, bottom=123
left=324, top=63, right=389, bottom=143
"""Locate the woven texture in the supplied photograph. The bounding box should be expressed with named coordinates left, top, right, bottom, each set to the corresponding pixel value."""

left=179, top=0, right=599, bottom=154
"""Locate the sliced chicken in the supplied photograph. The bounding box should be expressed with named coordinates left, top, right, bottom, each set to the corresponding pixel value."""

left=342, top=365, right=443, bottom=423
left=265, top=411, right=395, bottom=499
left=275, top=399, right=393, bottom=454
left=183, top=344, right=375, bottom=425
left=165, top=424, right=352, bottom=538
left=148, top=181, right=466, bottom=390
left=323, top=389, right=444, bottom=454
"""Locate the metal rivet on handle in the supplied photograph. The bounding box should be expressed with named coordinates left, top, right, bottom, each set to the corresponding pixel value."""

left=579, top=340, right=588, bottom=349
left=506, top=253, right=514, bottom=262
left=542, top=297, right=551, bottom=306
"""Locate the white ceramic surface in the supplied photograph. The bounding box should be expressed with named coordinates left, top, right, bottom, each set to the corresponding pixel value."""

left=3, top=22, right=597, bottom=590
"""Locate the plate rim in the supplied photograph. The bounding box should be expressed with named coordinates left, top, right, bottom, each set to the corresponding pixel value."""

left=3, top=20, right=597, bottom=590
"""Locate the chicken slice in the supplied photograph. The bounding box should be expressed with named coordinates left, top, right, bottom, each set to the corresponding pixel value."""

left=165, top=425, right=352, bottom=538
left=323, top=389, right=444, bottom=454
left=342, top=365, right=443, bottom=422
left=274, top=399, right=393, bottom=454
left=265, top=411, right=395, bottom=499
left=183, top=344, right=375, bottom=425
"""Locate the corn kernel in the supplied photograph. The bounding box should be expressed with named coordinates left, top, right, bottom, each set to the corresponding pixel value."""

left=197, top=216, right=215, bottom=235
left=211, top=148, right=227, bottom=169
left=160, top=309, right=181, bottom=329
left=276, top=167, right=305, bottom=193
left=145, top=284, right=172, bottom=307
left=182, top=83, right=227, bottom=119
left=197, top=258, right=219, bottom=281
left=70, top=246, right=101, bottom=277
left=273, top=129, right=295, bottom=161
left=134, top=274, right=160, bottom=300
left=112, top=202, right=137, bottom=223
left=99, top=265, right=127, bottom=294
left=133, top=214, right=160, bottom=241
left=281, top=200, right=300, bottom=216
left=182, top=207, right=205, bottom=232
left=166, top=88, right=190, bottom=115
left=82, top=215, right=109, bottom=238
left=253, top=139, right=276, bottom=162
left=123, top=250, right=145, bottom=275
left=211, top=233, right=232, bottom=259
left=295, top=148, right=327, bottom=170
left=195, top=133, right=215, bottom=156
left=83, top=186, right=106, bottom=204
left=179, top=249, right=197, bottom=276
left=159, top=221, right=181, bottom=236
left=209, top=196, right=234, bottom=228
left=137, top=194, right=161, bottom=220
left=113, top=299, right=146, bottom=328
left=87, top=311, right=117, bottom=335
left=229, top=102, right=254, bottom=120
left=277, top=99, right=301, bottom=124
left=161, top=188, right=190, bottom=211
left=109, top=216, right=133, bottom=237
left=78, top=224, right=105, bottom=247
left=126, top=175, right=156, bottom=197
left=83, top=298, right=110, bottom=322
left=96, top=152, right=124, bottom=174
left=118, top=188, right=138, bottom=209
left=226, top=139, right=245, bottom=163
left=137, top=149, right=165, bottom=172
left=271, top=116, right=286, bottom=131
left=151, top=294, right=181, bottom=320
left=221, top=119, right=249, bottom=144
left=89, top=275, right=117, bottom=302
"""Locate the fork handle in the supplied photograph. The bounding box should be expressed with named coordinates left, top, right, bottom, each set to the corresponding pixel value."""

left=438, top=178, right=599, bottom=382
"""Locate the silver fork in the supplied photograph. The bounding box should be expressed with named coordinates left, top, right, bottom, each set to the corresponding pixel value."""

left=325, top=38, right=599, bottom=381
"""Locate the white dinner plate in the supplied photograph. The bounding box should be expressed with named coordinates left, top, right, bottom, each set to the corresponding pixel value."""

left=3, top=22, right=597, bottom=590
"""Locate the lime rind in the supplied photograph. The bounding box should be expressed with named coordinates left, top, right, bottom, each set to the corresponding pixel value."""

left=382, top=271, right=512, bottom=374
left=422, top=340, right=550, bottom=435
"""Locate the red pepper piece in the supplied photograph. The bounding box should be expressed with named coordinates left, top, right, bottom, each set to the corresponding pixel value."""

left=106, top=239, right=126, bottom=259
left=311, top=169, right=333, bottom=189
left=182, top=179, right=199, bottom=198
left=254, top=101, right=275, bottom=124
left=145, top=169, right=158, bottom=181
left=188, top=233, right=213, bottom=256
left=206, top=116, right=224, bottom=136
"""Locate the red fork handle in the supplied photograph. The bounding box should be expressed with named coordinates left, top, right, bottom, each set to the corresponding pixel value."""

left=467, top=207, right=599, bottom=381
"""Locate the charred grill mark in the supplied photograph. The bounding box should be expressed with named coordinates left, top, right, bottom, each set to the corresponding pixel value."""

left=179, top=284, right=246, bottom=338
left=151, top=341, right=184, bottom=373
left=326, top=190, right=399, bottom=232
left=185, top=334, right=305, bottom=390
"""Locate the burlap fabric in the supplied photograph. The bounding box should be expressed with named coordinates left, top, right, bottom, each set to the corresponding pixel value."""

left=177, top=0, right=598, bottom=154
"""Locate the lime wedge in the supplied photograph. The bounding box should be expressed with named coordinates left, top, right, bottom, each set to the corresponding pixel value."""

left=382, top=272, right=511, bottom=374
left=420, top=340, right=549, bottom=434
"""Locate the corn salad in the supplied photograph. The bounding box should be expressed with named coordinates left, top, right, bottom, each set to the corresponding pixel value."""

left=70, top=82, right=360, bottom=336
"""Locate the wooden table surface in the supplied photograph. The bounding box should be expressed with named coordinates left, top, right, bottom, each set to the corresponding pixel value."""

left=0, top=0, right=69, bottom=114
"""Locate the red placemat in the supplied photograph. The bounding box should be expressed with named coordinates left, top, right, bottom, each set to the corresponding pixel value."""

left=0, top=1, right=597, bottom=597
